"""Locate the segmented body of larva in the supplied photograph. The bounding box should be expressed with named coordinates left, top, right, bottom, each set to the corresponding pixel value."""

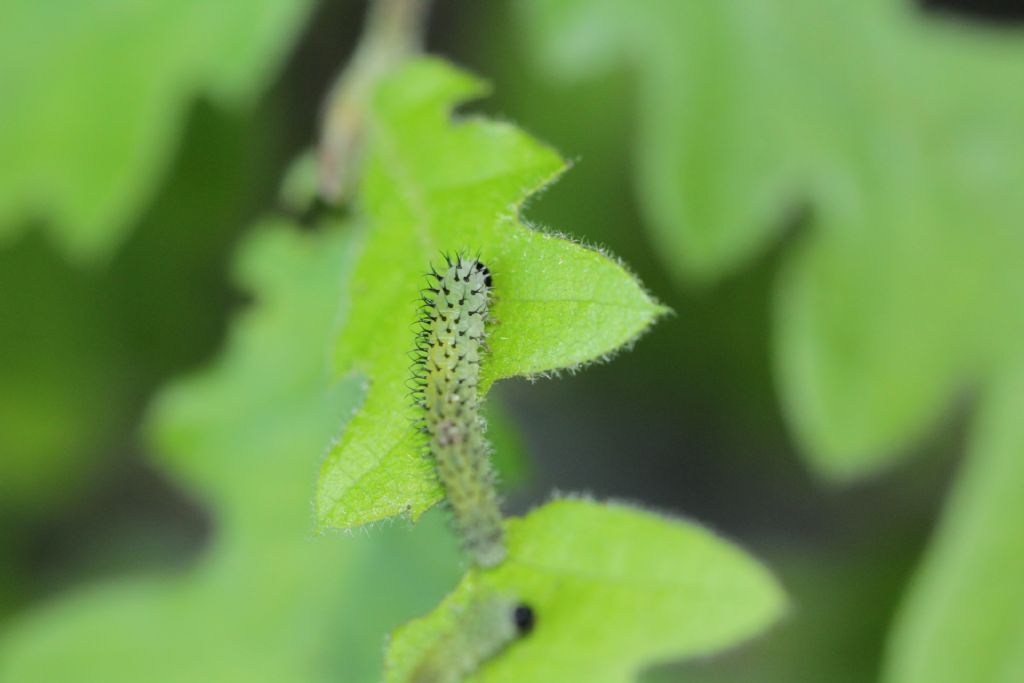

left=410, top=254, right=505, bottom=567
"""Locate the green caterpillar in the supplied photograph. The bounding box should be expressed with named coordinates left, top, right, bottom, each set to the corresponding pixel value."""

left=407, top=595, right=535, bottom=683
left=411, top=254, right=505, bottom=567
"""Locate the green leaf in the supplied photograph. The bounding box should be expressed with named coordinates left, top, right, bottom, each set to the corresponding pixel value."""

left=0, top=104, right=272, bottom=516
left=883, top=363, right=1024, bottom=683
left=386, top=497, right=785, bottom=683
left=772, top=221, right=988, bottom=478
left=316, top=59, right=667, bottom=530
left=0, top=220, right=460, bottom=682
left=520, top=0, right=1024, bottom=477
left=519, top=0, right=831, bottom=281
left=0, top=0, right=313, bottom=260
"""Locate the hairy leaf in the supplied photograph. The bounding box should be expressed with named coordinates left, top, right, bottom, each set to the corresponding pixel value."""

left=0, top=0, right=312, bottom=260
left=316, top=59, right=666, bottom=530
left=386, top=498, right=785, bottom=683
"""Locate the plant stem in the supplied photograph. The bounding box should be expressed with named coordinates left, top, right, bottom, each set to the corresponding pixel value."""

left=318, top=0, right=430, bottom=202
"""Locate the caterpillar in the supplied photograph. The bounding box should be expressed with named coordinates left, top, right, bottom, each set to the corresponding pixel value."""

left=410, top=253, right=505, bottom=567
left=408, top=595, right=535, bottom=683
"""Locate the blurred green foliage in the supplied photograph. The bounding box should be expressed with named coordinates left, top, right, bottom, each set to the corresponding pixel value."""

left=649, top=538, right=922, bottom=683
left=884, top=363, right=1024, bottom=683
left=0, top=0, right=312, bottom=259
left=519, top=0, right=1024, bottom=476
left=0, top=221, right=461, bottom=682
left=0, top=105, right=272, bottom=520
left=0, top=239, right=125, bottom=511
left=515, top=1, right=1024, bottom=681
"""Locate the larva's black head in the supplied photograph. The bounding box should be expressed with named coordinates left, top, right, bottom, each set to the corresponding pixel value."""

left=473, top=260, right=492, bottom=288
left=513, top=603, right=535, bottom=636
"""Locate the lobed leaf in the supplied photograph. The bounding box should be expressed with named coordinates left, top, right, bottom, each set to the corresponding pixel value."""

left=315, top=59, right=667, bottom=530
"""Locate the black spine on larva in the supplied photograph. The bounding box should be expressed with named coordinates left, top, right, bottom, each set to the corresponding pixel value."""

left=412, top=254, right=505, bottom=567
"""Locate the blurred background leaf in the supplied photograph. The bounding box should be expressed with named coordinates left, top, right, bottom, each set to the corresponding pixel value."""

left=883, top=362, right=1024, bottom=683
left=511, top=2, right=1024, bottom=681
left=0, top=0, right=313, bottom=260
left=0, top=105, right=269, bottom=517
left=0, top=0, right=364, bottom=622
left=0, top=220, right=463, bottom=682
left=0, top=102, right=283, bottom=628
left=518, top=0, right=1024, bottom=476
